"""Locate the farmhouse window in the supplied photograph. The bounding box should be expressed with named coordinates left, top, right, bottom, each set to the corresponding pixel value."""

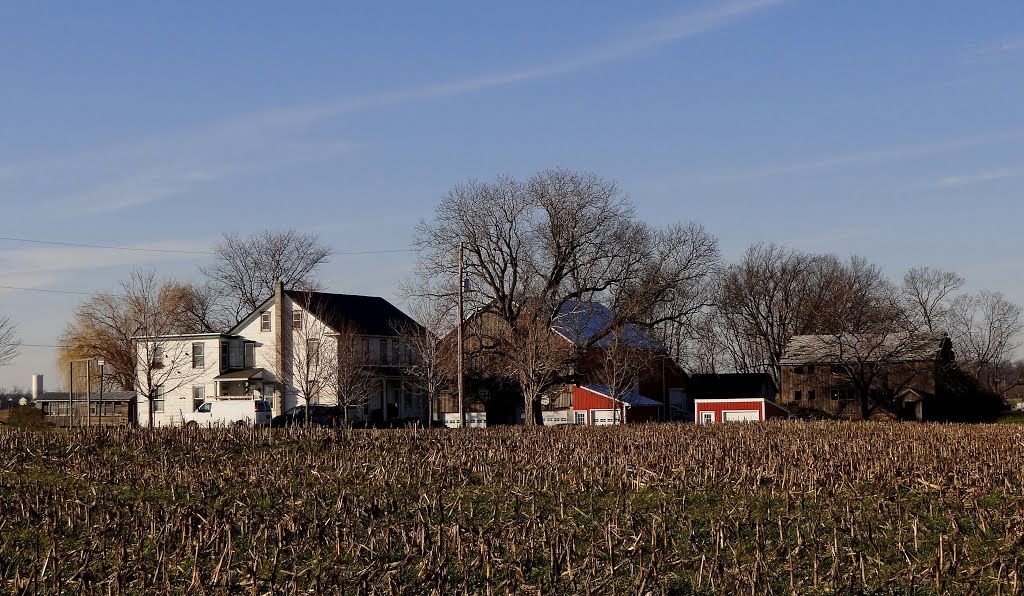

left=575, top=411, right=587, bottom=425
left=307, top=339, right=320, bottom=364
left=220, top=342, right=229, bottom=369
left=244, top=342, right=255, bottom=368
left=153, top=385, right=165, bottom=413
left=809, top=390, right=816, bottom=401
left=192, top=386, right=205, bottom=412
left=151, top=344, right=164, bottom=365
left=292, top=311, right=303, bottom=330
left=830, top=388, right=849, bottom=401
left=261, top=312, right=272, bottom=332
left=794, top=390, right=802, bottom=401
left=192, top=342, right=204, bottom=368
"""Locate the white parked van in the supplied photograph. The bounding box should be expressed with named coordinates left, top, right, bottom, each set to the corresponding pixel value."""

left=181, top=398, right=272, bottom=428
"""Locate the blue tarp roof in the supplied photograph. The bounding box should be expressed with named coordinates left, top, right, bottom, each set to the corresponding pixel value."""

left=552, top=300, right=659, bottom=349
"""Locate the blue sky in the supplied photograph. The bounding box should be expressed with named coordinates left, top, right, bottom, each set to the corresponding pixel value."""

left=2, top=0, right=1024, bottom=388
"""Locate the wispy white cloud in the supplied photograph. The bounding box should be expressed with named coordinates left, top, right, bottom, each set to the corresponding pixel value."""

left=931, top=168, right=1024, bottom=189
left=961, top=34, right=1024, bottom=65
left=0, top=0, right=789, bottom=214
left=684, top=130, right=1024, bottom=184
left=0, top=239, right=211, bottom=282
left=197, top=0, right=790, bottom=133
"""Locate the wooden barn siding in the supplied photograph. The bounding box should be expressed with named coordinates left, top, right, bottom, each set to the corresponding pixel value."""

left=778, top=361, right=938, bottom=419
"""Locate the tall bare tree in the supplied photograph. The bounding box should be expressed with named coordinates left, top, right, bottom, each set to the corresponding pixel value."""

left=394, top=297, right=453, bottom=425
left=59, top=270, right=212, bottom=426
left=200, top=229, right=332, bottom=327
left=900, top=267, right=964, bottom=333
left=717, top=243, right=816, bottom=379
left=949, top=290, right=1024, bottom=394
left=331, top=321, right=377, bottom=425
left=413, top=169, right=719, bottom=424
left=0, top=315, right=20, bottom=368
left=266, top=298, right=342, bottom=425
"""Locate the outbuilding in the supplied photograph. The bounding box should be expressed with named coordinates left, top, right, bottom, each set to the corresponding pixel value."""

left=694, top=397, right=788, bottom=423
left=571, top=384, right=662, bottom=425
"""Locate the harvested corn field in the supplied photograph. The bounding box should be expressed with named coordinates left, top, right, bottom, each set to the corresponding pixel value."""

left=2, top=422, right=1024, bottom=594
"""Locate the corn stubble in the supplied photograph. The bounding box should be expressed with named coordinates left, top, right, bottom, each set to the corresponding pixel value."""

left=2, top=422, right=1024, bottom=594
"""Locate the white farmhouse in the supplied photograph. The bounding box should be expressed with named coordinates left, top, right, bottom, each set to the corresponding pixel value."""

left=135, top=282, right=424, bottom=427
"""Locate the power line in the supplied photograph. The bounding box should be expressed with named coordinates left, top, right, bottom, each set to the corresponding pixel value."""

left=0, top=235, right=418, bottom=256
left=0, top=236, right=213, bottom=255
left=0, top=285, right=99, bottom=296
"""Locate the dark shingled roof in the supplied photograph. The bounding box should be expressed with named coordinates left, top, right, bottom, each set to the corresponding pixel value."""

left=780, top=333, right=949, bottom=366
left=687, top=373, right=776, bottom=397
left=285, top=290, right=419, bottom=337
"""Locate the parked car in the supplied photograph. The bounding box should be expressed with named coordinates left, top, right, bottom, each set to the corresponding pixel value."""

left=182, top=398, right=272, bottom=428
left=271, top=405, right=343, bottom=428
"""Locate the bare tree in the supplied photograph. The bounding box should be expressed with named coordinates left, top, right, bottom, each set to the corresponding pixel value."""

left=0, top=315, right=20, bottom=367
left=200, top=229, right=332, bottom=326
left=719, top=244, right=806, bottom=378
left=59, top=270, right=212, bottom=426
left=395, top=297, right=453, bottom=425
left=949, top=290, right=1024, bottom=393
left=900, top=267, right=964, bottom=333
left=587, top=323, right=657, bottom=423
left=267, top=298, right=342, bottom=425
left=331, top=322, right=377, bottom=425
left=413, top=169, right=719, bottom=424
left=806, top=257, right=929, bottom=419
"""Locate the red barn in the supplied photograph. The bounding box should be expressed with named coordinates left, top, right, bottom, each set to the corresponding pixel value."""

left=570, top=384, right=661, bottom=425
left=694, top=398, right=788, bottom=423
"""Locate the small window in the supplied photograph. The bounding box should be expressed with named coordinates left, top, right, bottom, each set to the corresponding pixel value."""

left=192, top=386, right=205, bottom=412
left=307, top=339, right=320, bottom=363
left=153, top=385, right=165, bottom=413
left=192, top=342, right=205, bottom=368
left=575, top=411, right=587, bottom=425
left=244, top=342, right=255, bottom=368
left=830, top=388, right=847, bottom=401
left=292, top=311, right=303, bottom=331
left=261, top=312, right=272, bottom=332
left=220, top=342, right=229, bottom=369
left=794, top=390, right=802, bottom=401
left=808, top=390, right=816, bottom=401
left=152, top=344, right=164, bottom=365
left=700, top=411, right=714, bottom=424
left=794, top=366, right=804, bottom=374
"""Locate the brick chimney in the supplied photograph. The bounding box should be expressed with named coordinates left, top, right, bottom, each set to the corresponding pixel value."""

left=274, top=280, right=285, bottom=415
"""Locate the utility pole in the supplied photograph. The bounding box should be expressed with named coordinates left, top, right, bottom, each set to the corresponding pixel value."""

left=86, top=362, right=91, bottom=428
left=457, top=241, right=465, bottom=429
left=68, top=360, right=73, bottom=428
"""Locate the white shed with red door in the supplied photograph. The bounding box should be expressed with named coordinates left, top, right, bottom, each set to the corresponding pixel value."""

left=694, top=397, right=788, bottom=424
